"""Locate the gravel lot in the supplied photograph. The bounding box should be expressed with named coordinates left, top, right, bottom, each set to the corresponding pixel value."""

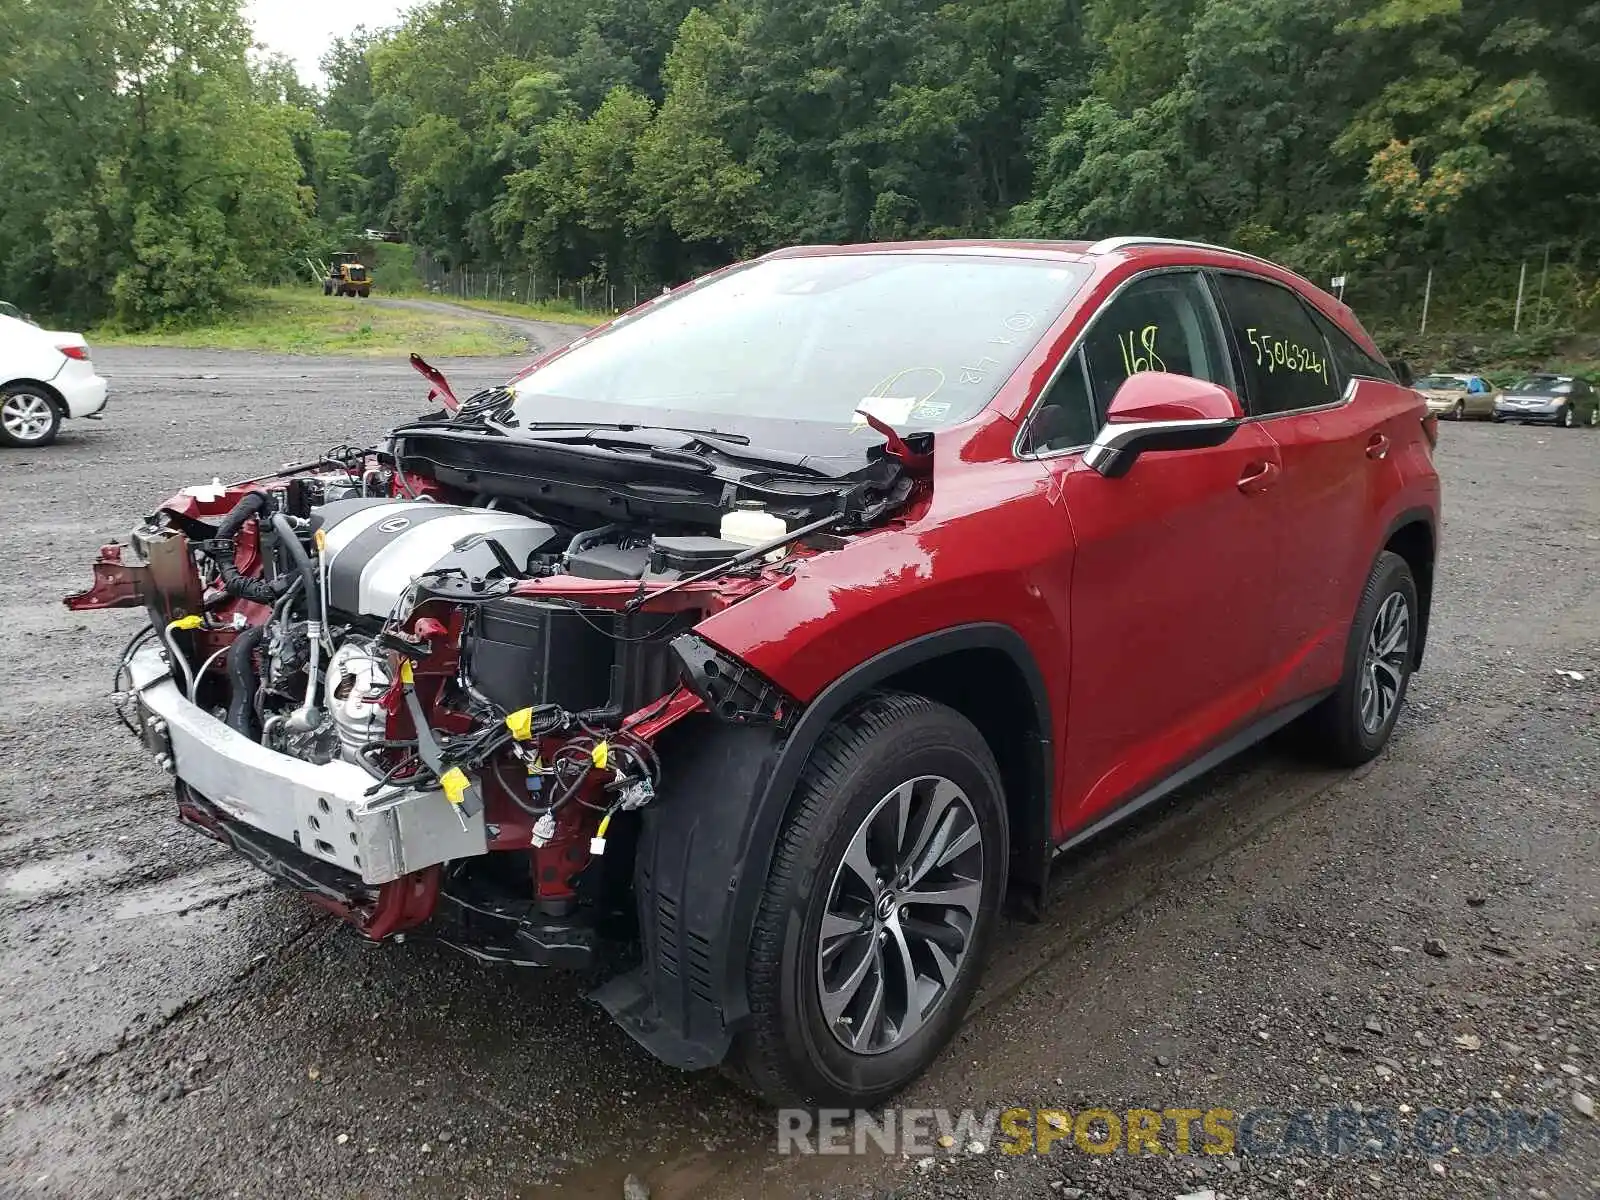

left=1, top=350, right=1596, bottom=1199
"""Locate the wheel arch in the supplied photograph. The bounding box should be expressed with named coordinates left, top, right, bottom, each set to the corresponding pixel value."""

left=2, top=378, right=67, bottom=415
left=594, top=622, right=1056, bottom=1071
left=858, top=631, right=1056, bottom=910
left=1381, top=508, right=1436, bottom=669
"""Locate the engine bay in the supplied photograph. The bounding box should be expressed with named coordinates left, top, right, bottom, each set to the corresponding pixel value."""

left=66, top=426, right=915, bottom=964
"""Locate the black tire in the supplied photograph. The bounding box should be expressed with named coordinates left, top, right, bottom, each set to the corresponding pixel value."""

left=1559, top=405, right=1576, bottom=429
left=732, top=692, right=1008, bottom=1107
left=1301, top=551, right=1418, bottom=767
left=323, top=282, right=333, bottom=296
left=0, top=384, right=62, bottom=448
left=1452, top=399, right=1465, bottom=420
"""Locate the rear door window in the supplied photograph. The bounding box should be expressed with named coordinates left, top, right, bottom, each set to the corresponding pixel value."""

left=1211, top=273, right=1343, bottom=415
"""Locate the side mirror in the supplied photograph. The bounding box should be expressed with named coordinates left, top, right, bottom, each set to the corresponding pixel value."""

left=1084, top=373, right=1243, bottom=479
left=1388, top=358, right=1413, bottom=388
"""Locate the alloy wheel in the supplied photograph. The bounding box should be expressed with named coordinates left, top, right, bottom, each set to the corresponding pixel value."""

left=1359, top=592, right=1410, bottom=735
left=816, top=774, right=983, bottom=1056
left=0, top=392, right=54, bottom=443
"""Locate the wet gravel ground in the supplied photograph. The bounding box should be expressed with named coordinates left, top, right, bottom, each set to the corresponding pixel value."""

left=0, top=359, right=1596, bottom=1199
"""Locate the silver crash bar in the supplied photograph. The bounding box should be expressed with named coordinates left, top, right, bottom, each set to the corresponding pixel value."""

left=124, top=640, right=486, bottom=885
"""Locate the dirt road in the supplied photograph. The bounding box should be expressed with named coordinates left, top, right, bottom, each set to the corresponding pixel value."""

left=369, top=298, right=593, bottom=356
left=1, top=352, right=1595, bottom=1199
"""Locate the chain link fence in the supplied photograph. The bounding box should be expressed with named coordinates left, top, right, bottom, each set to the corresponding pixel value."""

left=1318, top=248, right=1599, bottom=338
left=415, top=251, right=667, bottom=316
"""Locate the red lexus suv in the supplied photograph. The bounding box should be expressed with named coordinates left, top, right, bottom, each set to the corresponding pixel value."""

left=69, top=237, right=1440, bottom=1107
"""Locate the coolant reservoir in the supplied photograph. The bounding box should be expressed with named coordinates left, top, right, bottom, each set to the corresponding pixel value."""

left=720, top=502, right=788, bottom=552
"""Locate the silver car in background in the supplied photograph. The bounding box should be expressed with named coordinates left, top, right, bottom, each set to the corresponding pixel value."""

left=1493, top=374, right=1599, bottom=428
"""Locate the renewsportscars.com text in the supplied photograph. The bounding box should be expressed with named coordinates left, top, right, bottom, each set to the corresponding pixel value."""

left=776, top=1105, right=1565, bottom=1158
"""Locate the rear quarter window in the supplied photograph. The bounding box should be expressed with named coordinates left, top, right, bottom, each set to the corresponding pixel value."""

left=1306, top=308, right=1396, bottom=386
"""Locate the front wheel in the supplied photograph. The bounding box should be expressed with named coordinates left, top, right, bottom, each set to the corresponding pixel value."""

left=733, top=692, right=1008, bottom=1107
left=1559, top=405, right=1576, bottom=428
left=1302, top=551, right=1418, bottom=766
left=1452, top=399, right=1465, bottom=420
left=0, top=385, right=62, bottom=448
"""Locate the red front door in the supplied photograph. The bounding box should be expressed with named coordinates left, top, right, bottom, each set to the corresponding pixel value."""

left=1051, top=420, right=1284, bottom=837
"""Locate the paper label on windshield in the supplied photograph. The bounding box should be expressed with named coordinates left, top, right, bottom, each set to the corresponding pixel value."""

left=854, top=395, right=917, bottom=425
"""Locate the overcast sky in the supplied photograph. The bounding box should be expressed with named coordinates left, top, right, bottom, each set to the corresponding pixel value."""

left=247, top=0, right=411, bottom=82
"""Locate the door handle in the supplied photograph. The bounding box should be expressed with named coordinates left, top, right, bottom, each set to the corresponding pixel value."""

left=1366, top=434, right=1390, bottom=460
left=1236, top=460, right=1280, bottom=495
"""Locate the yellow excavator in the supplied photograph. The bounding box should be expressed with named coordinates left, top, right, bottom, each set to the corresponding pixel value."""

left=323, top=252, right=372, bottom=298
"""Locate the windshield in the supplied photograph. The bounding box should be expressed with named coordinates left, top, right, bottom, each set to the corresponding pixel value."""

left=1416, top=375, right=1466, bottom=391
left=1509, top=376, right=1565, bottom=393
left=508, top=254, right=1089, bottom=432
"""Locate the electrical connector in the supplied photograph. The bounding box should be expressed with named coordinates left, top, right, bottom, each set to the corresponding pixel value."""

left=531, top=811, right=556, bottom=847
left=439, top=767, right=470, bottom=807
left=505, top=707, right=534, bottom=741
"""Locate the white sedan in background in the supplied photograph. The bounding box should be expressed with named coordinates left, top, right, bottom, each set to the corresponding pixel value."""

left=0, top=312, right=108, bottom=446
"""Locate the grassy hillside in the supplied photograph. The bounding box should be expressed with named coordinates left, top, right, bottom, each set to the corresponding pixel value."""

left=91, top=287, right=523, bottom=356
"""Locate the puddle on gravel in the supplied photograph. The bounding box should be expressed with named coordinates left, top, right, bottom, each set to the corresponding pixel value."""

left=0, top=851, right=130, bottom=898
left=514, top=1149, right=753, bottom=1199
left=111, top=862, right=265, bottom=920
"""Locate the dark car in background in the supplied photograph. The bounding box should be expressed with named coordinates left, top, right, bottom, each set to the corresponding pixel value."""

left=1493, top=374, right=1599, bottom=427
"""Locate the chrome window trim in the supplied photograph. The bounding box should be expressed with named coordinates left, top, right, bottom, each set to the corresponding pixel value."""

left=1014, top=265, right=1236, bottom=462
left=1082, top=416, right=1241, bottom=474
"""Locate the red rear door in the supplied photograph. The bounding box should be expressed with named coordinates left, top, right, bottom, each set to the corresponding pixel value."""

left=1208, top=272, right=1409, bottom=709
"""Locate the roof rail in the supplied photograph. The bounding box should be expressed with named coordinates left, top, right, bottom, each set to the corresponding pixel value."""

left=1086, top=236, right=1282, bottom=269
left=1086, top=235, right=1336, bottom=294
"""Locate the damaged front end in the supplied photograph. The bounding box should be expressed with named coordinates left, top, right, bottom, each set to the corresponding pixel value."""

left=67, top=405, right=921, bottom=974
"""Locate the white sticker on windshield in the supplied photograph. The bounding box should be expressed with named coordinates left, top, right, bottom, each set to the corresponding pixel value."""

left=854, top=395, right=918, bottom=425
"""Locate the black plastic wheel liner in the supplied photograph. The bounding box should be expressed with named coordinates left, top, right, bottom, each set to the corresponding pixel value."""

left=593, top=717, right=782, bottom=1069
left=593, top=622, right=1054, bottom=1070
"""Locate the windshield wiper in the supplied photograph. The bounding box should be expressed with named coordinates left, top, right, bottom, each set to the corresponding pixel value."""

left=517, top=420, right=752, bottom=445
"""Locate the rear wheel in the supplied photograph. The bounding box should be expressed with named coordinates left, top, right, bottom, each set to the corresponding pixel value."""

left=1302, top=551, right=1418, bottom=766
left=732, top=692, right=1008, bottom=1107
left=0, top=385, right=62, bottom=448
